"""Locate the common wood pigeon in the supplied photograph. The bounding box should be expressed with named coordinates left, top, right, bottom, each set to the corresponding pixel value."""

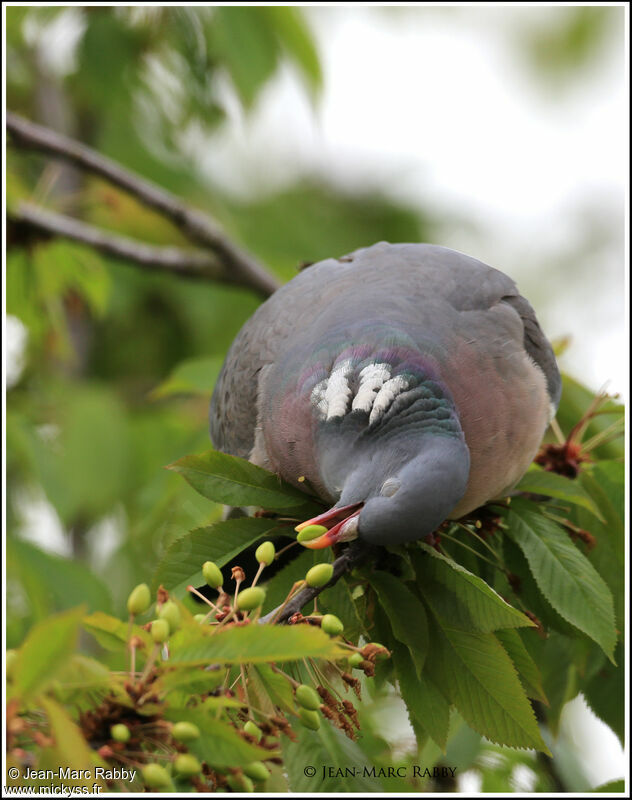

left=210, top=243, right=560, bottom=549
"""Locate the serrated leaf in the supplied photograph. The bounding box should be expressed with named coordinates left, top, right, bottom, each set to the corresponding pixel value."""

left=371, top=570, right=428, bottom=676
left=252, top=663, right=296, bottom=715
left=164, top=707, right=271, bottom=767
left=318, top=574, right=367, bottom=641
left=150, top=356, right=222, bottom=399
left=13, top=607, right=85, bottom=701
left=152, top=516, right=284, bottom=596
left=421, top=601, right=548, bottom=753
left=391, top=641, right=449, bottom=751
left=525, top=632, right=582, bottom=735
left=82, top=611, right=152, bottom=652
left=170, top=622, right=347, bottom=665
left=495, top=629, right=548, bottom=704
left=167, top=448, right=307, bottom=508
left=504, top=502, right=617, bottom=661
left=515, top=468, right=604, bottom=521
left=415, top=544, right=532, bottom=632
left=156, top=665, right=226, bottom=695
left=283, top=718, right=384, bottom=792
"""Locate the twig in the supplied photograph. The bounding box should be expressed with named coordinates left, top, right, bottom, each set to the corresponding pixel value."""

left=260, top=541, right=373, bottom=624
left=7, top=111, right=281, bottom=297
left=9, top=203, right=225, bottom=280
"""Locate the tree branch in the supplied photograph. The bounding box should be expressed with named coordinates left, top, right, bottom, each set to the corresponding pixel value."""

left=260, top=541, right=374, bottom=625
left=8, top=203, right=232, bottom=281
left=6, top=111, right=281, bottom=297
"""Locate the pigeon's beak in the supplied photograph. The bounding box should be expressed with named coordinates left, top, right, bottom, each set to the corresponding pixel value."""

left=295, top=502, right=363, bottom=549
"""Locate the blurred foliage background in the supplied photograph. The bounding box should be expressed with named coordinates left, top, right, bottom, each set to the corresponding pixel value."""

left=5, top=5, right=625, bottom=793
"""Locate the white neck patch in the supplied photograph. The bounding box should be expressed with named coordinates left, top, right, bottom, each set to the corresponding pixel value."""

left=311, top=361, right=409, bottom=423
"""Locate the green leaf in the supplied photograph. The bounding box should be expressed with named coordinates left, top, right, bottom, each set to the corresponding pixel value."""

left=212, top=7, right=279, bottom=108
left=7, top=537, right=111, bottom=620
left=318, top=574, right=367, bottom=642
left=164, top=707, right=271, bottom=767
left=583, top=640, right=624, bottom=744
left=31, top=384, right=130, bottom=526
left=156, top=665, right=227, bottom=695
left=283, top=718, right=384, bottom=792
left=495, top=629, right=548, bottom=704
left=391, top=641, right=450, bottom=751
left=170, top=622, right=347, bottom=665
left=39, top=697, right=107, bottom=789
left=504, top=501, right=617, bottom=661
left=264, top=7, right=322, bottom=94
left=152, top=516, right=284, bottom=596
left=150, top=356, right=223, bottom=399
left=593, top=779, right=625, bottom=793
left=82, top=611, right=152, bottom=652
left=371, top=570, right=429, bottom=676
left=252, top=663, right=296, bottom=715
left=422, top=602, right=548, bottom=753
left=53, top=655, right=111, bottom=696
left=515, top=468, right=604, bottom=521
left=525, top=632, right=582, bottom=735
left=167, top=448, right=307, bottom=508
left=13, top=607, right=85, bottom=701
left=414, top=545, right=532, bottom=631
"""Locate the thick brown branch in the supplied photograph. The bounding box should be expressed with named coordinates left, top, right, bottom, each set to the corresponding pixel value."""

left=7, top=111, right=280, bottom=297
left=260, top=541, right=374, bottom=625
left=10, top=203, right=226, bottom=281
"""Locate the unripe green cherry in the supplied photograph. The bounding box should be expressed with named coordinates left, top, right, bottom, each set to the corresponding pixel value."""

left=369, top=642, right=390, bottom=659
left=348, top=652, right=364, bottom=668
left=295, top=684, right=321, bottom=711
left=110, top=723, right=131, bottom=743
left=158, top=600, right=181, bottom=634
left=151, top=618, right=170, bottom=643
left=142, top=763, right=172, bottom=788
left=171, top=721, right=200, bottom=742
left=244, top=720, right=262, bottom=742
left=321, top=614, right=344, bottom=636
left=297, top=524, right=328, bottom=544
left=127, top=583, right=151, bottom=616
left=202, top=560, right=223, bottom=589
left=227, top=774, right=255, bottom=792
left=243, top=761, right=270, bottom=782
left=174, top=753, right=201, bottom=778
left=193, top=614, right=207, bottom=623
left=255, top=541, right=275, bottom=566
left=236, top=586, right=266, bottom=611
left=305, top=563, right=333, bottom=588
left=298, top=708, right=321, bottom=730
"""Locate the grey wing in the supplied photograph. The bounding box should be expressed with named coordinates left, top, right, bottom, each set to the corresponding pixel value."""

left=500, top=293, right=562, bottom=410
left=209, top=324, right=264, bottom=459
left=405, top=244, right=561, bottom=410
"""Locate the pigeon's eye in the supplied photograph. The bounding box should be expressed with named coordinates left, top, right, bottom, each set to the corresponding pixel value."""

left=380, top=478, right=400, bottom=497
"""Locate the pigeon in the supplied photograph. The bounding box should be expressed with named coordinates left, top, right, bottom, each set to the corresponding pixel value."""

left=210, top=242, right=560, bottom=549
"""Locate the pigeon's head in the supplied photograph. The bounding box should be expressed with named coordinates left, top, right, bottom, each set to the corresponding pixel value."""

left=296, top=435, right=470, bottom=549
